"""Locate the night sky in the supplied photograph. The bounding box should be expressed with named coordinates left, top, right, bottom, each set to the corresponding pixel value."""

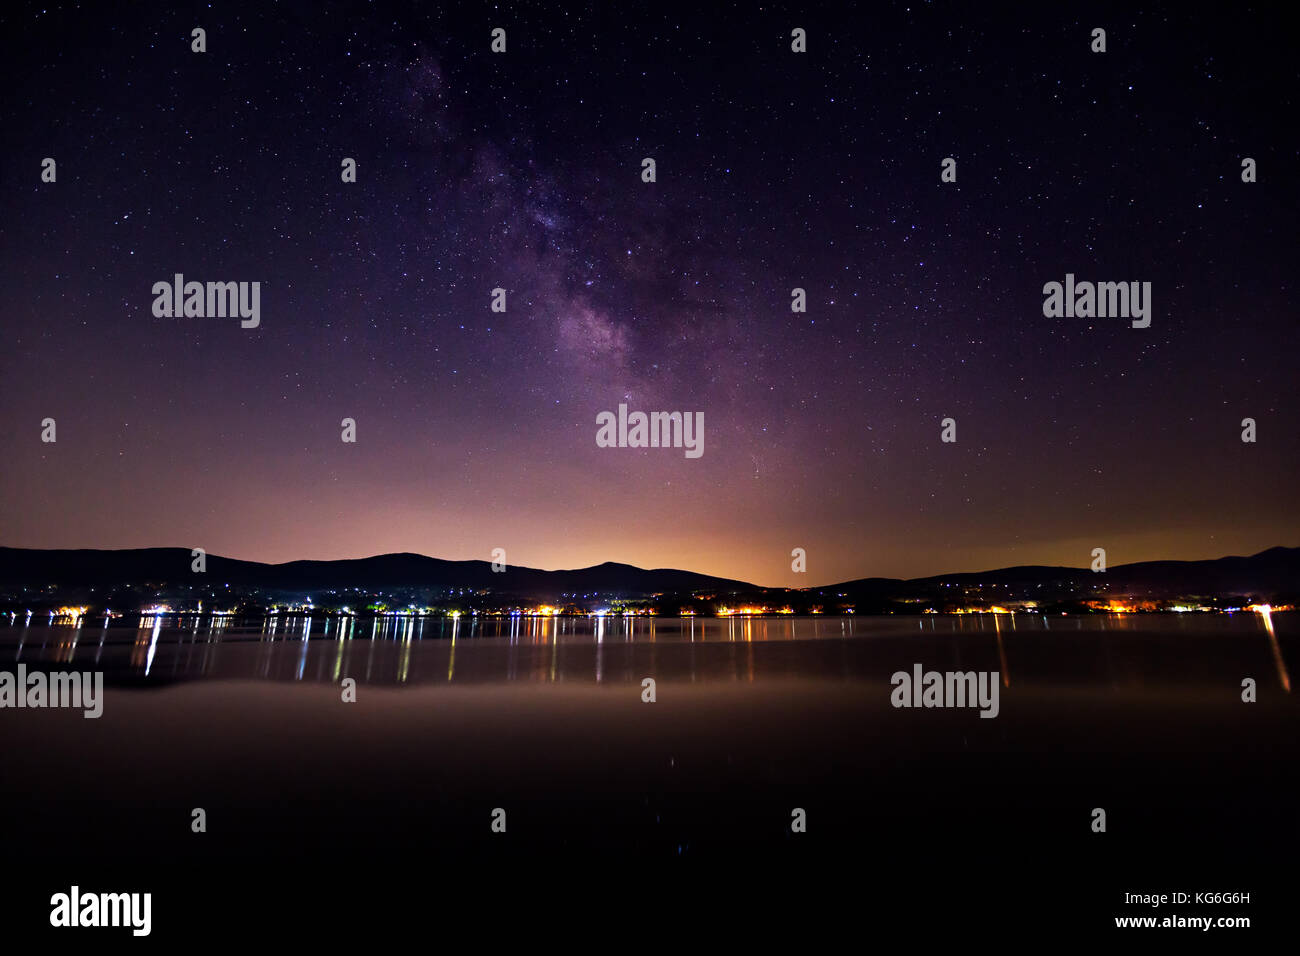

left=2, top=1, right=1296, bottom=586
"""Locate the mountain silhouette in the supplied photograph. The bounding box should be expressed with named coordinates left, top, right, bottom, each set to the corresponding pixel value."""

left=1, top=545, right=1296, bottom=604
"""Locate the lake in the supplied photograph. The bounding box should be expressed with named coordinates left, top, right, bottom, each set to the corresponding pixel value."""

left=1, top=612, right=1293, bottom=940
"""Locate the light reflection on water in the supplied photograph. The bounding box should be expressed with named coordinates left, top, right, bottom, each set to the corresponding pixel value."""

left=1, top=612, right=1293, bottom=690
left=1256, top=605, right=1291, bottom=691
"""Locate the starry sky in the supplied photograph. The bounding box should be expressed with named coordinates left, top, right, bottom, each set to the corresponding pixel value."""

left=1, top=1, right=1296, bottom=586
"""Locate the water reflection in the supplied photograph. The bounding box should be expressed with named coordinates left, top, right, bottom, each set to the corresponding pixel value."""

left=1, top=612, right=1293, bottom=691
left=1257, top=605, right=1291, bottom=692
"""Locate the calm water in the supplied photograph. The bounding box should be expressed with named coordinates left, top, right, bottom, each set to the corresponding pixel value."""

left=1, top=612, right=1295, bottom=940
left=3, top=611, right=1295, bottom=688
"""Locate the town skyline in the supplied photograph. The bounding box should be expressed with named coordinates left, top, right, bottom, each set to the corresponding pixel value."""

left=4, top=543, right=1296, bottom=615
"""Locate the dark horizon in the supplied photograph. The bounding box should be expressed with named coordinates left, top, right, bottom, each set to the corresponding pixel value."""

left=3, top=539, right=1300, bottom=589
left=5, top=538, right=1294, bottom=598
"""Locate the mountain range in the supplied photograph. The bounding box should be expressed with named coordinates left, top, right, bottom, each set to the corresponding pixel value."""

left=1, top=545, right=1296, bottom=606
